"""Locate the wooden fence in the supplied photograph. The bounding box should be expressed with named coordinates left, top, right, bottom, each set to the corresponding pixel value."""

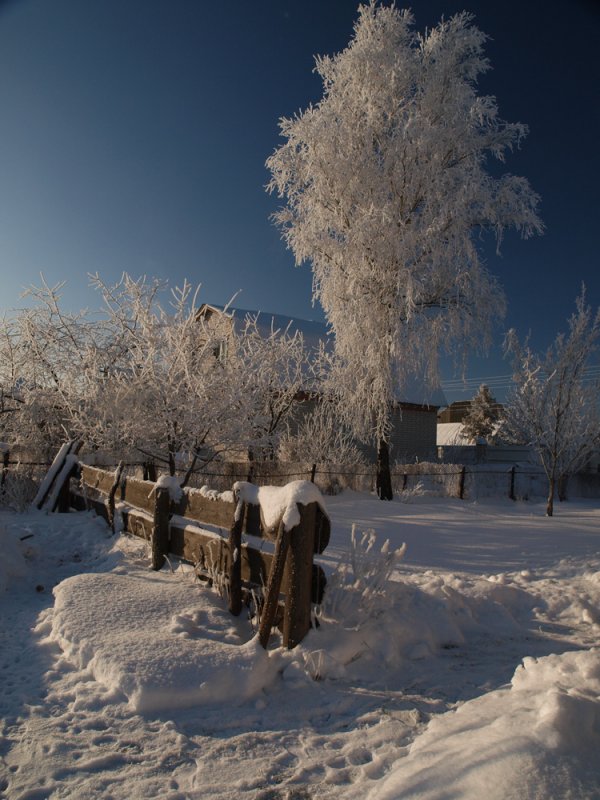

left=36, top=447, right=329, bottom=649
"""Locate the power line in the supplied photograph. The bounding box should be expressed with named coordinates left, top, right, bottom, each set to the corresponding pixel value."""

left=442, top=365, right=600, bottom=395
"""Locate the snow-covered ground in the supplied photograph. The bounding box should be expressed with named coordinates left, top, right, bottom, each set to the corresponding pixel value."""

left=1, top=492, right=599, bottom=799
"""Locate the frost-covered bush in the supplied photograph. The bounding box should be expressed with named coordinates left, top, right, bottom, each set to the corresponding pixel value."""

left=318, top=526, right=406, bottom=628
left=0, top=466, right=40, bottom=511
left=396, top=480, right=426, bottom=502
left=393, top=462, right=460, bottom=498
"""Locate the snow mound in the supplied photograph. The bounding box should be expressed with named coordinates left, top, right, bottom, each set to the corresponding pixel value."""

left=48, top=571, right=281, bottom=713
left=153, top=474, right=183, bottom=502
left=300, top=533, right=535, bottom=682
left=371, top=648, right=600, bottom=800
left=197, top=484, right=234, bottom=503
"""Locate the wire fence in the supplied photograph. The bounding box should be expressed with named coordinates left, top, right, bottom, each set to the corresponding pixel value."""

left=2, top=449, right=599, bottom=511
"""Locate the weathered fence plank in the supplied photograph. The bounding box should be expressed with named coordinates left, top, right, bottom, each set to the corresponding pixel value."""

left=119, top=476, right=156, bottom=514
left=1, top=447, right=9, bottom=488
left=258, top=521, right=291, bottom=649
left=34, top=440, right=81, bottom=510
left=121, top=507, right=154, bottom=540
left=80, top=464, right=117, bottom=496
left=228, top=505, right=244, bottom=616
left=106, top=462, right=124, bottom=531
left=169, top=521, right=229, bottom=573
left=172, top=490, right=235, bottom=529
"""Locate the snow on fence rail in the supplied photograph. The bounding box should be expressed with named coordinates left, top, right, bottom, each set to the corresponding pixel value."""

left=40, top=457, right=330, bottom=649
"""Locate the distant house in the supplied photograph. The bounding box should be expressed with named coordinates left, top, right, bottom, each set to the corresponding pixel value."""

left=437, top=398, right=504, bottom=425
left=437, top=421, right=473, bottom=447
left=437, top=400, right=473, bottom=425
left=198, top=304, right=446, bottom=464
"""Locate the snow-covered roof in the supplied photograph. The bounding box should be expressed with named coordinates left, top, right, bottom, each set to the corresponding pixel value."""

left=437, top=422, right=473, bottom=446
left=200, top=304, right=447, bottom=408
left=199, top=304, right=331, bottom=355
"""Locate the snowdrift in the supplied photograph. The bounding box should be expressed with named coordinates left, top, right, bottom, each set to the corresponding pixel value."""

left=47, top=571, right=281, bottom=713
left=371, top=648, right=600, bottom=800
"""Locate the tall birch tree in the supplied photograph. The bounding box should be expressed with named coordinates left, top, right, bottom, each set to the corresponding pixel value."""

left=266, top=2, right=542, bottom=498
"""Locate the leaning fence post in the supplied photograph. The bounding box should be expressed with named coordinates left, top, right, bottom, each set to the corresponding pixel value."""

left=283, top=502, right=316, bottom=649
left=258, top=520, right=291, bottom=649
left=151, top=487, right=170, bottom=570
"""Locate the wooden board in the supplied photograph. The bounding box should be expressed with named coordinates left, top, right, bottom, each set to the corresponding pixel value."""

left=169, top=521, right=269, bottom=588
left=313, top=507, right=331, bottom=554
left=172, top=489, right=236, bottom=530
left=80, top=464, right=117, bottom=496
left=168, top=520, right=326, bottom=603
left=121, top=507, right=154, bottom=540
left=119, top=477, right=156, bottom=515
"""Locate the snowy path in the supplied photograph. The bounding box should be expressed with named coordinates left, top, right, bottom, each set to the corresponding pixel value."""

left=1, top=496, right=600, bottom=798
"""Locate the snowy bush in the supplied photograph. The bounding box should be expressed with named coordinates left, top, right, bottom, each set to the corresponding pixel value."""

left=0, top=464, right=43, bottom=511
left=392, top=462, right=460, bottom=498
left=318, top=526, right=406, bottom=629
left=396, top=480, right=426, bottom=502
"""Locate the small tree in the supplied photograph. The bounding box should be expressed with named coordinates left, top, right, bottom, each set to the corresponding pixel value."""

left=267, top=3, right=542, bottom=499
left=235, top=313, right=313, bottom=461
left=85, top=274, right=270, bottom=478
left=278, top=396, right=366, bottom=482
left=462, top=384, right=500, bottom=442
left=0, top=278, right=107, bottom=454
left=502, top=289, right=600, bottom=516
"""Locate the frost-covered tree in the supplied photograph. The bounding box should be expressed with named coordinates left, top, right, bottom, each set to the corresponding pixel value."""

left=1, top=274, right=319, bottom=479
left=267, top=2, right=542, bottom=498
left=502, top=290, right=600, bottom=516
left=0, top=278, right=109, bottom=453
left=462, top=384, right=500, bottom=442
left=234, top=313, right=314, bottom=461
left=278, top=396, right=366, bottom=477
left=86, top=275, right=241, bottom=475
left=0, top=315, right=25, bottom=445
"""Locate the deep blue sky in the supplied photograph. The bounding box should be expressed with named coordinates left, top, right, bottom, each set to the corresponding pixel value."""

left=0, top=0, right=598, bottom=401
